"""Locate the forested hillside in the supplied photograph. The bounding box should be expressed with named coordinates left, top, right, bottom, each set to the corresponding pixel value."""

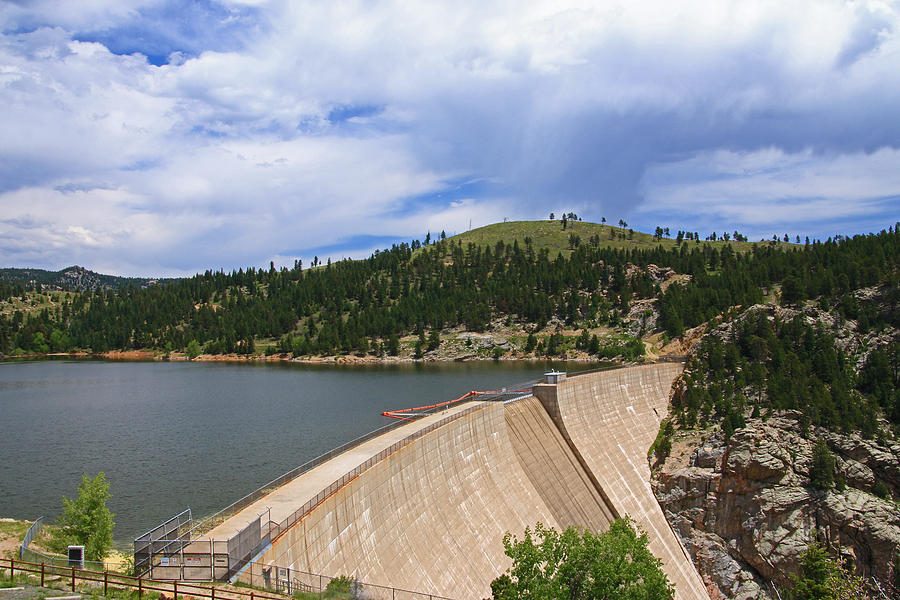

left=648, top=227, right=900, bottom=600
left=0, top=265, right=170, bottom=292
left=1, top=222, right=897, bottom=366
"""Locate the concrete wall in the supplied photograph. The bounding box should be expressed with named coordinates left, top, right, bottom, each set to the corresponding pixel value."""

left=248, top=364, right=709, bottom=600
left=251, top=402, right=569, bottom=599
left=503, top=395, right=615, bottom=532
left=533, top=363, right=709, bottom=600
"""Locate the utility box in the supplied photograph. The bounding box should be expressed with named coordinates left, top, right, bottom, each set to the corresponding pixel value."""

left=544, top=371, right=566, bottom=384
left=68, top=545, right=85, bottom=569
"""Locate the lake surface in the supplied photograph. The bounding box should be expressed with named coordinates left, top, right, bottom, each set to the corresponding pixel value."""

left=0, top=359, right=566, bottom=546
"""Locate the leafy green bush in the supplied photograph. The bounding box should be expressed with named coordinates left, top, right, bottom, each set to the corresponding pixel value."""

left=650, top=419, right=674, bottom=462
left=53, top=472, right=115, bottom=561
left=491, top=518, right=672, bottom=600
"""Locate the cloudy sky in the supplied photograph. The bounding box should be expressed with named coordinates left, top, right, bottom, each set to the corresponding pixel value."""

left=1, top=0, right=899, bottom=276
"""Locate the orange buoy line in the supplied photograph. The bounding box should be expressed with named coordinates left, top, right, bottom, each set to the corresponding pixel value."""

left=381, top=388, right=532, bottom=420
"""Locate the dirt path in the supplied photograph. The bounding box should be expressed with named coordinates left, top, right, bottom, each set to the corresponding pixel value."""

left=0, top=519, right=27, bottom=559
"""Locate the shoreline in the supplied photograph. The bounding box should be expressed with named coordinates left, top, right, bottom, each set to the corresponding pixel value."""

left=0, top=349, right=619, bottom=365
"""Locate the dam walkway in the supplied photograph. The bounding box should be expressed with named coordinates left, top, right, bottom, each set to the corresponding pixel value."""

left=203, top=401, right=484, bottom=541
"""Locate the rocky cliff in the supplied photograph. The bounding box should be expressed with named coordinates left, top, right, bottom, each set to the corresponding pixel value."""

left=651, top=293, right=900, bottom=599
left=653, top=417, right=900, bottom=599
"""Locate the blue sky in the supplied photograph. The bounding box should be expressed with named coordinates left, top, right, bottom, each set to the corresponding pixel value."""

left=1, top=0, right=899, bottom=276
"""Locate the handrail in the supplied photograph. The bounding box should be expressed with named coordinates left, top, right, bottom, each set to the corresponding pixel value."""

left=566, top=357, right=686, bottom=379
left=134, top=507, right=193, bottom=541
left=2, top=556, right=289, bottom=600
left=192, top=419, right=409, bottom=536
left=195, top=379, right=540, bottom=536
left=268, top=403, right=485, bottom=541
left=222, top=402, right=491, bottom=579
left=133, top=374, right=540, bottom=589
left=381, top=385, right=536, bottom=420
left=20, top=517, right=108, bottom=572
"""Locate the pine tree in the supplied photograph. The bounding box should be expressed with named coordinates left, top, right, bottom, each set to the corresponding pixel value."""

left=387, top=333, right=400, bottom=356
left=427, top=329, right=441, bottom=352
left=809, top=438, right=835, bottom=489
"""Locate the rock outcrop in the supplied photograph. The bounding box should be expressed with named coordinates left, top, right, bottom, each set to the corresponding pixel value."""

left=653, top=416, right=900, bottom=599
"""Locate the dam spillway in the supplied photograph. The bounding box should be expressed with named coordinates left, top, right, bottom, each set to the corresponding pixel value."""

left=161, top=364, right=708, bottom=599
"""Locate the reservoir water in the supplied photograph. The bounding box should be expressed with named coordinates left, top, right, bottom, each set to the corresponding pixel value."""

left=0, top=359, right=564, bottom=545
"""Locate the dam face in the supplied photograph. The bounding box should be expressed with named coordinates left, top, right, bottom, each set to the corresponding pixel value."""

left=533, top=364, right=710, bottom=600
left=226, top=364, right=707, bottom=600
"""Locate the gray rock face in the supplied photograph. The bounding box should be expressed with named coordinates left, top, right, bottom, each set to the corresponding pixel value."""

left=653, top=417, right=900, bottom=599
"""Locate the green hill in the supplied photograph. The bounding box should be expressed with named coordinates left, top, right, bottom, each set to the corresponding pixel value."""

left=445, top=220, right=770, bottom=256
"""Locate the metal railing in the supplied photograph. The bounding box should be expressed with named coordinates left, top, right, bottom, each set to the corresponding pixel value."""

left=242, top=560, right=454, bottom=600
left=226, top=402, right=492, bottom=579
left=566, top=357, right=687, bottom=379
left=656, top=354, right=688, bottom=363
left=192, top=395, right=497, bottom=540
left=267, top=402, right=485, bottom=536
left=2, top=556, right=289, bottom=600
left=219, top=379, right=535, bottom=530
left=19, top=517, right=107, bottom=572
left=134, top=508, right=195, bottom=576
left=565, top=361, right=634, bottom=378
left=20, top=517, right=43, bottom=557
left=195, top=380, right=537, bottom=539
left=133, top=376, right=544, bottom=587
left=133, top=399, right=505, bottom=580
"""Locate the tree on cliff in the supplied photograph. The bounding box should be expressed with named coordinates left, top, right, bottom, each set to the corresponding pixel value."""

left=490, top=518, right=672, bottom=600
left=790, top=542, right=872, bottom=600
left=809, top=439, right=835, bottom=489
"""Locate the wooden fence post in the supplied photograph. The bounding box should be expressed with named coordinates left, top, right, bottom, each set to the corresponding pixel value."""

left=71, top=566, right=76, bottom=591
left=138, top=575, right=143, bottom=600
left=104, top=570, right=108, bottom=596
left=174, top=579, right=178, bottom=600
left=10, top=557, right=14, bottom=579
left=41, top=562, right=45, bottom=587
left=211, top=585, right=215, bottom=600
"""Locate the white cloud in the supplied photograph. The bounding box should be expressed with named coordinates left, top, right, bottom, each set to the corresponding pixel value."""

left=0, top=0, right=899, bottom=274
left=0, top=1, right=155, bottom=31
left=637, top=147, right=900, bottom=237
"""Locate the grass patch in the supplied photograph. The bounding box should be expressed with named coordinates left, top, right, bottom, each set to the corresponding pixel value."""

left=0, top=574, right=32, bottom=588
left=0, top=520, right=29, bottom=540
left=0, top=290, right=78, bottom=319
left=442, top=220, right=771, bottom=258
left=77, top=585, right=162, bottom=600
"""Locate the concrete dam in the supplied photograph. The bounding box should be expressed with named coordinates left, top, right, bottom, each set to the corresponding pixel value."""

left=139, top=364, right=708, bottom=600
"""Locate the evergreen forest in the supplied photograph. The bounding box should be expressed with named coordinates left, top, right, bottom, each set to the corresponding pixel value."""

left=2, top=223, right=898, bottom=380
